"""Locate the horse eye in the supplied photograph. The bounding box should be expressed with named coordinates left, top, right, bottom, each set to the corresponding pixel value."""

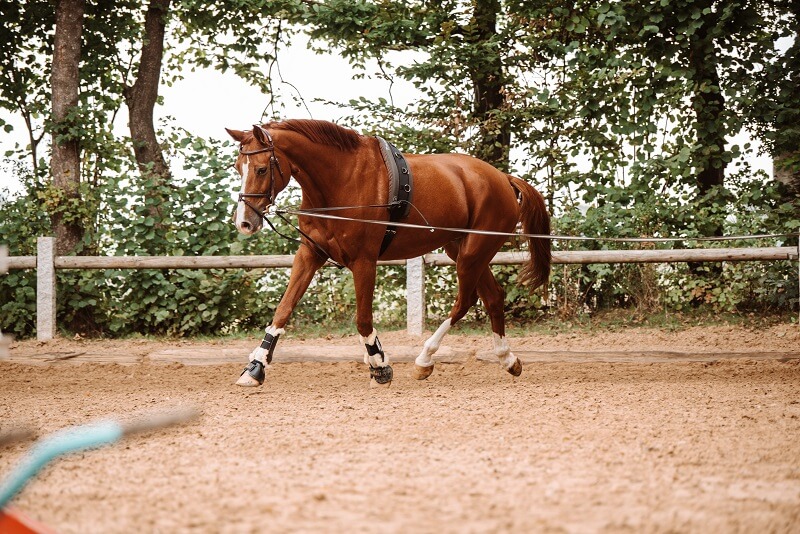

left=256, top=167, right=268, bottom=176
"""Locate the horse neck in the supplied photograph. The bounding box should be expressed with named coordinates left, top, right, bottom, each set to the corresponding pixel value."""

left=278, top=133, right=364, bottom=207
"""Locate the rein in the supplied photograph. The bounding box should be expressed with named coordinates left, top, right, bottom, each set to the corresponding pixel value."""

left=277, top=207, right=795, bottom=243
left=239, top=196, right=345, bottom=269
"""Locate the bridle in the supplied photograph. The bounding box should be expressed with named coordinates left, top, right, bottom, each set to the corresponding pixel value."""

left=237, top=125, right=286, bottom=212
left=235, top=125, right=343, bottom=267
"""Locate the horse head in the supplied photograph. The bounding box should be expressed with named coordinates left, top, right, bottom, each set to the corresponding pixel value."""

left=226, top=124, right=292, bottom=235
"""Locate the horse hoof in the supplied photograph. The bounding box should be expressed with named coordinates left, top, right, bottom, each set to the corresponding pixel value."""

left=236, top=374, right=261, bottom=387
left=506, top=357, right=522, bottom=377
left=369, top=364, right=393, bottom=388
left=236, top=360, right=265, bottom=387
left=412, top=364, right=434, bottom=380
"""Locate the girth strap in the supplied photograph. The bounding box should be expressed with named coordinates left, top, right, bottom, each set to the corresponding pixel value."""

left=376, top=136, right=413, bottom=257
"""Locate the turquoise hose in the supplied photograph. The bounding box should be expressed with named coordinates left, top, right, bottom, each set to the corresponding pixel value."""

left=0, top=420, right=123, bottom=508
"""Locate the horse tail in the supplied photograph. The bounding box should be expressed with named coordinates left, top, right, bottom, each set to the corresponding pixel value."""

left=507, top=175, right=551, bottom=292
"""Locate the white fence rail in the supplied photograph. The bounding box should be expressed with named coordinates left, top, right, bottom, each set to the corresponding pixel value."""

left=2, top=237, right=798, bottom=341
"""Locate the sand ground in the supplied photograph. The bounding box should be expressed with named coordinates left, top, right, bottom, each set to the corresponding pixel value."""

left=1, top=324, right=799, bottom=533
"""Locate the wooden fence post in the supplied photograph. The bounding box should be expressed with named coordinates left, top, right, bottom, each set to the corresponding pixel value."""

left=406, top=256, right=425, bottom=336
left=37, top=237, right=57, bottom=341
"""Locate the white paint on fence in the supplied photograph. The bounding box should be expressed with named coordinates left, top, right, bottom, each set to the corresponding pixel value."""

left=406, top=256, right=425, bottom=336
left=36, top=237, right=56, bottom=341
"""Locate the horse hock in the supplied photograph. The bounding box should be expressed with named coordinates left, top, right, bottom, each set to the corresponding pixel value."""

left=236, top=326, right=285, bottom=387
left=361, top=330, right=393, bottom=387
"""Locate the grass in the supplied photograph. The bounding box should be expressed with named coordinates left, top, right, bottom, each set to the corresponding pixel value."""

left=405, top=308, right=796, bottom=338
left=112, top=308, right=796, bottom=343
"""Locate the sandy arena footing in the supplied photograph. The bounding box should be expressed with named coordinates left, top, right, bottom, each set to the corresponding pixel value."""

left=1, top=325, right=798, bottom=533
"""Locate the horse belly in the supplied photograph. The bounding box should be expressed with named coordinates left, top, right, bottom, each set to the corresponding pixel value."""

left=378, top=228, right=463, bottom=261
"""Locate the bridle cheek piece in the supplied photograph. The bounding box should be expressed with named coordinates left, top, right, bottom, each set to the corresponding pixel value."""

left=237, top=126, right=286, bottom=216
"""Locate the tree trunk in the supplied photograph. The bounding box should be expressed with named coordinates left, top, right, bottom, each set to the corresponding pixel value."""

left=468, top=0, right=511, bottom=171
left=689, top=29, right=726, bottom=212
left=125, top=0, right=172, bottom=251
left=125, top=0, right=172, bottom=193
left=774, top=155, right=800, bottom=194
left=50, top=0, right=85, bottom=255
left=687, top=14, right=726, bottom=280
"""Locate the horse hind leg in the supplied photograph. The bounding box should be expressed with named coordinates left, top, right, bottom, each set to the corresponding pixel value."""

left=493, top=334, right=522, bottom=376
left=413, top=259, right=521, bottom=380
left=477, top=267, right=522, bottom=376
left=413, top=317, right=455, bottom=380
left=413, top=241, right=481, bottom=380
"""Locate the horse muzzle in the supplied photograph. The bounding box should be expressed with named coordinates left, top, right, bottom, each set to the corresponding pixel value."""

left=236, top=219, right=262, bottom=235
left=235, top=201, right=267, bottom=235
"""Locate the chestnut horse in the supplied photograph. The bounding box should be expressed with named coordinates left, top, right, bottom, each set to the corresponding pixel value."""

left=226, top=119, right=550, bottom=387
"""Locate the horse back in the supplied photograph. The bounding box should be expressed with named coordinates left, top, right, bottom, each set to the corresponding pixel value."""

left=406, top=152, right=519, bottom=226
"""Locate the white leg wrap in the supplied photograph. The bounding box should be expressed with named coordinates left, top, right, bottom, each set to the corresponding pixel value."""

left=492, top=333, right=517, bottom=370
left=248, top=325, right=285, bottom=364
left=360, top=328, right=390, bottom=368
left=359, top=328, right=378, bottom=347
left=415, top=318, right=451, bottom=368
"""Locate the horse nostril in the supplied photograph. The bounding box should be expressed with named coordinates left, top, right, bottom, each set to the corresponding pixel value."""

left=240, top=221, right=252, bottom=231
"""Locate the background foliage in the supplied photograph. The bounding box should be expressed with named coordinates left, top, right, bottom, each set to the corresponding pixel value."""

left=1, top=0, right=798, bottom=338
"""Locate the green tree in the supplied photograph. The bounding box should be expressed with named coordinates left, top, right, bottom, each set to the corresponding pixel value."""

left=748, top=0, right=800, bottom=198
left=124, top=0, right=173, bottom=198
left=0, top=0, right=52, bottom=177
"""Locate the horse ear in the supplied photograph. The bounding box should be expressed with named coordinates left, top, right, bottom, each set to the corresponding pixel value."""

left=226, top=128, right=246, bottom=142
left=252, top=124, right=269, bottom=145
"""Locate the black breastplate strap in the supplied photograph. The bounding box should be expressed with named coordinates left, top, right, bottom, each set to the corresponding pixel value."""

left=376, top=136, right=413, bottom=257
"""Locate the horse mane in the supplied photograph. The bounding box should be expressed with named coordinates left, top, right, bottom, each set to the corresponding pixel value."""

left=267, top=119, right=364, bottom=152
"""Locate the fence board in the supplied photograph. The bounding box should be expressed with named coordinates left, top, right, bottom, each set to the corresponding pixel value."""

left=51, top=255, right=407, bottom=269
left=6, top=256, right=35, bottom=269
left=5, top=247, right=795, bottom=271
left=3, top=244, right=797, bottom=341
left=426, top=247, right=797, bottom=266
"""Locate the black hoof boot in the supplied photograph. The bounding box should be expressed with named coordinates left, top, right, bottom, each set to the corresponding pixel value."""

left=365, top=335, right=392, bottom=386
left=369, top=364, right=394, bottom=385
left=237, top=360, right=265, bottom=386
left=236, top=331, right=281, bottom=387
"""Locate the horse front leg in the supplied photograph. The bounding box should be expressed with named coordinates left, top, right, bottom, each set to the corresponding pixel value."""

left=236, top=245, right=327, bottom=387
left=351, top=260, right=393, bottom=387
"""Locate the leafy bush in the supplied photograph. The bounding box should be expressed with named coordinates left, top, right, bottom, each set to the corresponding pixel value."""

left=1, top=130, right=797, bottom=339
